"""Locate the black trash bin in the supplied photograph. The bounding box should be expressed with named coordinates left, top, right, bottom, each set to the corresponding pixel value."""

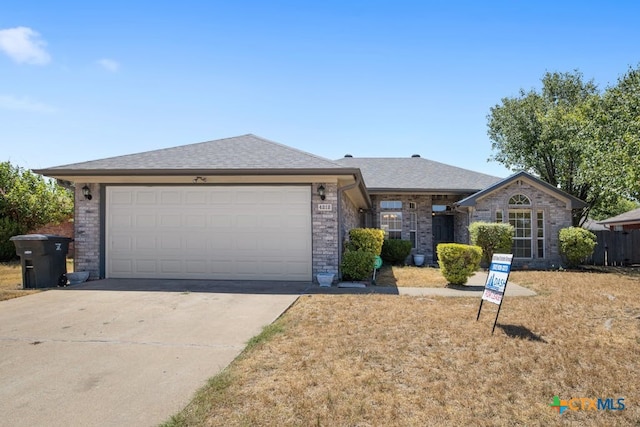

left=10, top=234, right=73, bottom=289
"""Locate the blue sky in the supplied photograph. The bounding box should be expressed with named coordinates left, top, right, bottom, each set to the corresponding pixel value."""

left=1, top=1, right=639, bottom=177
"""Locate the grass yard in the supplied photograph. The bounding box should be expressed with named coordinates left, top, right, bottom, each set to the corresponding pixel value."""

left=166, top=269, right=640, bottom=426
left=375, top=265, right=449, bottom=287
left=0, top=259, right=74, bottom=301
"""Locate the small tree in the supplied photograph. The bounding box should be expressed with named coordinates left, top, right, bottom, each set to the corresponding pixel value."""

left=469, top=222, right=514, bottom=266
left=559, top=227, right=597, bottom=268
left=437, top=243, right=482, bottom=285
left=0, top=161, right=73, bottom=260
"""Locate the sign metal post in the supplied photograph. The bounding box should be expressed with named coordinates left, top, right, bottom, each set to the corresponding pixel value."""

left=476, top=253, right=513, bottom=334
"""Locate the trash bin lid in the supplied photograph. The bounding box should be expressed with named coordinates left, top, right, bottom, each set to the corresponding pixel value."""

left=10, top=234, right=72, bottom=241
left=10, top=234, right=50, bottom=241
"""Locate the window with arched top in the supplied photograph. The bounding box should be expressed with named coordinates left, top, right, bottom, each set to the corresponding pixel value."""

left=505, top=193, right=542, bottom=258
left=509, top=194, right=531, bottom=205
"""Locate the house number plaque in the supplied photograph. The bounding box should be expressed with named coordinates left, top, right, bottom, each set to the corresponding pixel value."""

left=318, top=204, right=332, bottom=211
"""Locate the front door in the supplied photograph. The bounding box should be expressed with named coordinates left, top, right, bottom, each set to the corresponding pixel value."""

left=432, top=215, right=454, bottom=262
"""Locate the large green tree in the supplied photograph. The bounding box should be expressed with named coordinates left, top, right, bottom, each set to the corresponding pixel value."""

left=487, top=70, right=627, bottom=225
left=593, top=66, right=640, bottom=201
left=0, top=161, right=74, bottom=259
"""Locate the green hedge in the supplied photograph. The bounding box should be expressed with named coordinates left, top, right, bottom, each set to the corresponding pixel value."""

left=341, top=250, right=376, bottom=281
left=559, top=227, right=597, bottom=268
left=469, top=221, right=514, bottom=265
left=346, top=228, right=385, bottom=255
left=437, top=243, right=482, bottom=285
left=0, top=217, right=24, bottom=261
left=381, top=239, right=413, bottom=265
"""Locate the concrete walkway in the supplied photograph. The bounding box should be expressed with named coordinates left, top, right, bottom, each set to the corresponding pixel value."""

left=320, top=271, right=537, bottom=297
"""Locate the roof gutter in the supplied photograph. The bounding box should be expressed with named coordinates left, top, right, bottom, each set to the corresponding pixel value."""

left=33, top=167, right=364, bottom=177
left=336, top=171, right=370, bottom=280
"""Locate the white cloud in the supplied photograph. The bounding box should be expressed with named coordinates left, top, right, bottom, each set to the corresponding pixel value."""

left=97, top=58, right=120, bottom=72
left=0, top=94, right=57, bottom=113
left=0, top=26, right=51, bottom=65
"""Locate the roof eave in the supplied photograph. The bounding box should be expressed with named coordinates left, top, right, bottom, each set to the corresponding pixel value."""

left=366, top=188, right=482, bottom=195
left=34, top=167, right=362, bottom=178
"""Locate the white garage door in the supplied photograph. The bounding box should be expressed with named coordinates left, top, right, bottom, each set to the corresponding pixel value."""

left=106, top=186, right=312, bottom=281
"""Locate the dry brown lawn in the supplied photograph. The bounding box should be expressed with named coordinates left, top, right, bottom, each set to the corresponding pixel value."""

left=0, top=260, right=74, bottom=301
left=375, top=265, right=449, bottom=287
left=166, top=269, right=640, bottom=426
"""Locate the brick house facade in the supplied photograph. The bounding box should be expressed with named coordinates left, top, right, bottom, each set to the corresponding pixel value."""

left=36, top=136, right=586, bottom=282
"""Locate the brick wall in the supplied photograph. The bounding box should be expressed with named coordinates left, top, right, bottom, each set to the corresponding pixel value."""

left=73, top=183, right=101, bottom=279
left=369, top=194, right=433, bottom=261
left=471, top=179, right=574, bottom=269
left=29, top=217, right=75, bottom=256
left=312, top=183, right=339, bottom=280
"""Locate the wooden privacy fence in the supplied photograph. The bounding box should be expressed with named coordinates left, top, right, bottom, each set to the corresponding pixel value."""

left=587, top=230, right=640, bottom=266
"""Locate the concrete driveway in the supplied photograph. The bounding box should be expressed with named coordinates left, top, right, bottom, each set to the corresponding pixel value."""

left=0, top=285, right=300, bottom=427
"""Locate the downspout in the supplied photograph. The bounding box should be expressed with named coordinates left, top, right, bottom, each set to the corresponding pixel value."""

left=337, top=175, right=366, bottom=280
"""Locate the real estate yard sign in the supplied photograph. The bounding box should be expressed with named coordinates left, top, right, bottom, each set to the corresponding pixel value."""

left=476, top=253, right=513, bottom=334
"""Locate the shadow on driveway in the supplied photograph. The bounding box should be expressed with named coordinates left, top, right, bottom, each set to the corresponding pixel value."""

left=66, top=278, right=402, bottom=295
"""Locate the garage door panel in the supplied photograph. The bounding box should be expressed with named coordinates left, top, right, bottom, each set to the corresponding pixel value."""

left=136, top=214, right=156, bottom=227
left=136, top=236, right=157, bottom=250
left=160, top=236, right=182, bottom=250
left=107, top=186, right=311, bottom=281
left=111, top=234, right=133, bottom=251
left=160, top=260, right=182, bottom=274
left=136, top=259, right=158, bottom=274
left=111, top=214, right=133, bottom=228
left=184, top=191, right=206, bottom=204
left=111, top=259, right=133, bottom=274
left=136, top=191, right=157, bottom=204
left=185, top=214, right=206, bottom=228
left=160, top=190, right=182, bottom=205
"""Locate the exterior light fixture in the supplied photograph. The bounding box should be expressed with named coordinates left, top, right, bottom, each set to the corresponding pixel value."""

left=82, top=185, right=92, bottom=200
left=317, top=184, right=326, bottom=201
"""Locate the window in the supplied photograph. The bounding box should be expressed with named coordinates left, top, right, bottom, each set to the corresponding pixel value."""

left=380, top=212, right=402, bottom=239
left=409, top=212, right=417, bottom=248
left=432, top=205, right=447, bottom=213
left=509, top=210, right=532, bottom=258
left=537, top=210, right=544, bottom=258
left=509, top=194, right=531, bottom=205
left=496, top=210, right=503, bottom=223
left=409, top=202, right=416, bottom=210
left=381, top=201, right=402, bottom=209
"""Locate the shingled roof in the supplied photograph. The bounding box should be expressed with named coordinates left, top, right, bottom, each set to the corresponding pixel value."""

left=334, top=156, right=502, bottom=193
left=598, top=207, right=640, bottom=227
left=34, top=134, right=347, bottom=175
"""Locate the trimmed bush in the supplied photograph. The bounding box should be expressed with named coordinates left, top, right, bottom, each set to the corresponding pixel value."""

left=469, top=221, right=514, bottom=265
left=381, top=239, right=413, bottom=265
left=340, top=250, right=376, bottom=281
left=437, top=243, right=482, bottom=285
left=559, top=227, right=597, bottom=268
left=346, top=228, right=385, bottom=255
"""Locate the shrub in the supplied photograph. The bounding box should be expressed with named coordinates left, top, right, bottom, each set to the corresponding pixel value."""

left=340, top=250, right=376, bottom=281
left=469, top=221, right=514, bottom=265
left=381, top=239, right=413, bottom=265
left=0, top=217, right=25, bottom=261
left=559, top=227, right=597, bottom=268
left=346, top=228, right=385, bottom=255
left=437, top=243, right=482, bottom=285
